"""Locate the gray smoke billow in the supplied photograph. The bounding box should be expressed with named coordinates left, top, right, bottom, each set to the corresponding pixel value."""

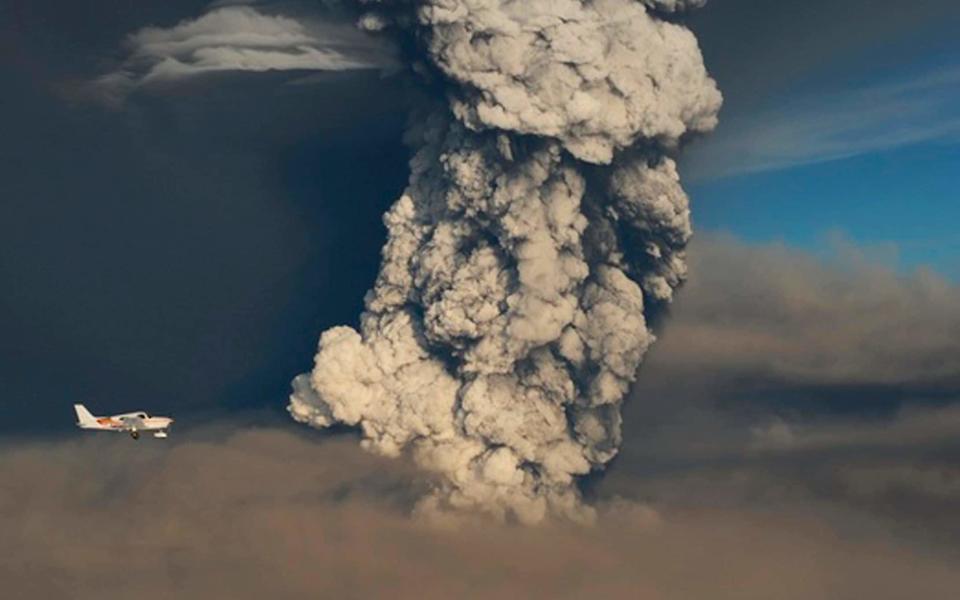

left=289, top=0, right=721, bottom=523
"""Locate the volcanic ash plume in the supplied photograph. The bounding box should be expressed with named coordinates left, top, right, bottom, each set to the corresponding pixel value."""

left=289, top=0, right=721, bottom=523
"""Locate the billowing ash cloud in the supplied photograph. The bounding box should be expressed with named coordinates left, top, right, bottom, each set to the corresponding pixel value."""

left=290, top=0, right=721, bottom=523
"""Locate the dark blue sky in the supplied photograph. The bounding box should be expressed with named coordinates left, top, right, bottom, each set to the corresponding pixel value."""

left=1, top=1, right=413, bottom=430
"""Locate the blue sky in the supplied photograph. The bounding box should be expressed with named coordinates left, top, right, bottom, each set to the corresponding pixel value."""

left=684, top=16, right=959, bottom=279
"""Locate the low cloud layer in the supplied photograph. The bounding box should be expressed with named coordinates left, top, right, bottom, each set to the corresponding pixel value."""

left=3, top=426, right=960, bottom=600
left=5, top=237, right=960, bottom=598
left=95, top=5, right=395, bottom=102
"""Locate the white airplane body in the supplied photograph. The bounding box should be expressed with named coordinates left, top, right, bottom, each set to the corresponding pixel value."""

left=74, top=404, right=173, bottom=440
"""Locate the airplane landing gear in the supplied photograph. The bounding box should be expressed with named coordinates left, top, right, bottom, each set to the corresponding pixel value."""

left=130, top=430, right=140, bottom=440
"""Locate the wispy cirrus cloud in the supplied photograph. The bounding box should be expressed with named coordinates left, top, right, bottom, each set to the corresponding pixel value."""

left=94, top=5, right=395, bottom=104
left=683, top=65, right=960, bottom=181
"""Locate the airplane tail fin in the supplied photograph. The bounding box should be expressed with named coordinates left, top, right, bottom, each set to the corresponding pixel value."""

left=74, top=404, right=99, bottom=428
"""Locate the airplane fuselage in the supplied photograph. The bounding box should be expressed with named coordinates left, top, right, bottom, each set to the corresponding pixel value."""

left=74, top=404, right=173, bottom=439
left=92, top=414, right=173, bottom=432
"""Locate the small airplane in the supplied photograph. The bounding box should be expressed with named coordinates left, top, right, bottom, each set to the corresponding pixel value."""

left=74, top=403, right=174, bottom=440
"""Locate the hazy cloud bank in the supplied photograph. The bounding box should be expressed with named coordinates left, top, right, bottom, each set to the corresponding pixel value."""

left=3, top=427, right=960, bottom=600
left=610, top=235, right=960, bottom=542
left=652, top=234, right=960, bottom=388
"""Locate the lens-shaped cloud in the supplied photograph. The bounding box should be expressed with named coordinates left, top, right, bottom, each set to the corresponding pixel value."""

left=95, top=5, right=395, bottom=103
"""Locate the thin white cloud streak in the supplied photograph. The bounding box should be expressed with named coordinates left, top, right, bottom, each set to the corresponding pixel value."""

left=95, top=6, right=395, bottom=103
left=683, top=65, right=960, bottom=181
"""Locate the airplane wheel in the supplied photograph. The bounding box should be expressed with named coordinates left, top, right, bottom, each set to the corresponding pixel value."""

left=130, top=431, right=140, bottom=440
